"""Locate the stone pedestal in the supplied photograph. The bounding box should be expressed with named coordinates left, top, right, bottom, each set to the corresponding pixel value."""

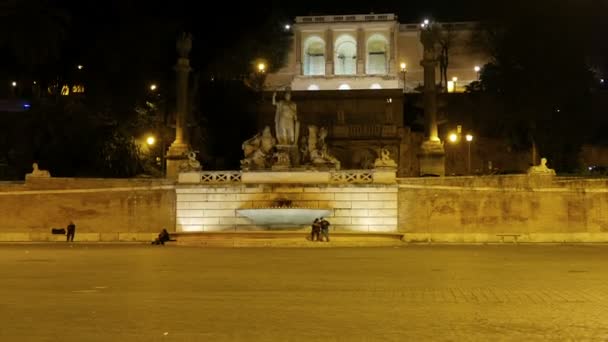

left=418, top=140, right=445, bottom=176
left=165, top=142, right=190, bottom=180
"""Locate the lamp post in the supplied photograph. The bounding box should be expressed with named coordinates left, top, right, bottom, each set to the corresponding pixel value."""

left=474, top=66, right=481, bottom=80
left=465, top=134, right=473, bottom=174
left=452, top=76, right=458, bottom=92
left=400, top=62, right=407, bottom=93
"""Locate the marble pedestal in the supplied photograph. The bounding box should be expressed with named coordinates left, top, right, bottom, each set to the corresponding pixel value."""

left=418, top=140, right=445, bottom=176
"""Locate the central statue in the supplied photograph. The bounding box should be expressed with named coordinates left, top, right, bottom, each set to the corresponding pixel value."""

left=272, top=90, right=299, bottom=145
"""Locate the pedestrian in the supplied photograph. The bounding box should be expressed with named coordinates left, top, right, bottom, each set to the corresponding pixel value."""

left=66, top=221, right=76, bottom=242
left=310, top=218, right=321, bottom=241
left=320, top=217, right=330, bottom=242
left=152, top=228, right=171, bottom=245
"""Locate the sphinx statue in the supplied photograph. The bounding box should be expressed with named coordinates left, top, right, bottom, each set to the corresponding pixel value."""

left=374, top=148, right=398, bottom=168
left=25, top=163, right=51, bottom=179
left=527, top=157, right=556, bottom=176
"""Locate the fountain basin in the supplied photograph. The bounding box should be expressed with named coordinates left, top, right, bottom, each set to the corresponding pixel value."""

left=237, top=208, right=332, bottom=226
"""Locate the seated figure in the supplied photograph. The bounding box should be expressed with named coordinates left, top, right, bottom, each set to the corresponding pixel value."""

left=25, top=163, right=51, bottom=179
left=527, top=157, right=556, bottom=175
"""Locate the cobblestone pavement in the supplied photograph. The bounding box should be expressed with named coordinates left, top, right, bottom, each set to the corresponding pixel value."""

left=1, top=244, right=608, bottom=341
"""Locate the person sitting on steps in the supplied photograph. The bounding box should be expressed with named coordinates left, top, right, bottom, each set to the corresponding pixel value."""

left=152, top=228, right=171, bottom=245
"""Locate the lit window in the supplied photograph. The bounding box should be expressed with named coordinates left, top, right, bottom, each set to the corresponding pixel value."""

left=303, top=36, right=325, bottom=76
left=72, top=85, right=85, bottom=93
left=338, top=84, right=351, bottom=90
left=61, top=85, right=70, bottom=96
left=366, top=34, right=389, bottom=75
left=334, top=35, right=357, bottom=75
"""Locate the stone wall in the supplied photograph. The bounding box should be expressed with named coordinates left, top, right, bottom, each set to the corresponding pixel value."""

left=176, top=183, right=398, bottom=233
left=0, top=178, right=176, bottom=242
left=398, top=175, right=608, bottom=242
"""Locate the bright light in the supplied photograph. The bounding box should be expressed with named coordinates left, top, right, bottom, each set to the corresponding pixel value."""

left=146, top=136, right=156, bottom=146
left=447, top=81, right=455, bottom=93
left=465, top=134, right=473, bottom=142
left=386, top=97, right=393, bottom=103
left=474, top=66, right=481, bottom=72
left=149, top=84, right=157, bottom=91
left=400, top=62, right=407, bottom=71
left=338, top=84, right=351, bottom=90
left=424, top=19, right=429, bottom=25
left=77, top=65, right=83, bottom=70
left=23, top=103, right=31, bottom=108
left=449, top=133, right=458, bottom=143
left=452, top=76, right=458, bottom=82
left=257, top=63, right=266, bottom=73
left=284, top=24, right=291, bottom=30
left=307, top=84, right=320, bottom=91
left=370, top=83, right=382, bottom=89
left=11, top=81, right=16, bottom=87
left=601, top=79, right=605, bottom=83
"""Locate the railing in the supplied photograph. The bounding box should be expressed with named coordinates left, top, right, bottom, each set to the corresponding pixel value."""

left=330, top=170, right=373, bottom=184
left=200, top=171, right=242, bottom=184
left=332, top=125, right=398, bottom=138
left=296, top=14, right=396, bottom=24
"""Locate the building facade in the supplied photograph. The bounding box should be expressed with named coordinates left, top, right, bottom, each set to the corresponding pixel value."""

left=266, top=13, right=488, bottom=92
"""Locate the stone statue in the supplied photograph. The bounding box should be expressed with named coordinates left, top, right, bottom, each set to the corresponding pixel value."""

left=176, top=32, right=192, bottom=58
left=241, top=126, right=276, bottom=170
left=307, top=125, right=340, bottom=170
left=272, top=90, right=299, bottom=145
left=179, top=151, right=202, bottom=172
left=527, top=157, right=556, bottom=175
left=26, top=162, right=51, bottom=178
left=374, top=148, right=398, bottom=168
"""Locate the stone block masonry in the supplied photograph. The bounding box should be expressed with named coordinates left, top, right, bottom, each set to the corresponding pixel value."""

left=175, top=184, right=399, bottom=233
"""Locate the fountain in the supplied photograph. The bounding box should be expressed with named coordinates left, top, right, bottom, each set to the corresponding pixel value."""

left=237, top=198, right=331, bottom=227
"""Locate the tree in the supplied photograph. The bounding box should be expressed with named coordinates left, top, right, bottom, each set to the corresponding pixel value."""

left=469, top=2, right=602, bottom=172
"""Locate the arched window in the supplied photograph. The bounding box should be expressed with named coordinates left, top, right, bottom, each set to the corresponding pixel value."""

left=366, top=34, right=389, bottom=75
left=334, top=35, right=357, bottom=75
left=303, top=36, right=325, bottom=76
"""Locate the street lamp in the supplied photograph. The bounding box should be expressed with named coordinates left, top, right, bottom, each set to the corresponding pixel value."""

left=474, top=65, right=481, bottom=80
left=257, top=62, right=266, bottom=73
left=452, top=76, right=458, bottom=92
left=11, top=81, right=16, bottom=87
left=149, top=84, right=157, bottom=91
left=448, top=133, right=458, bottom=143
left=400, top=62, right=407, bottom=93
left=465, top=134, right=473, bottom=174
left=77, top=65, right=83, bottom=70
left=146, top=136, right=156, bottom=146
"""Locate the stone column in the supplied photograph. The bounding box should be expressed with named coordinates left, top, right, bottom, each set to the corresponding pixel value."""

left=417, top=24, right=445, bottom=176
left=295, top=29, right=302, bottom=75
left=166, top=33, right=193, bottom=180
left=388, top=27, right=396, bottom=74
left=356, top=28, right=365, bottom=75
left=325, top=29, right=333, bottom=75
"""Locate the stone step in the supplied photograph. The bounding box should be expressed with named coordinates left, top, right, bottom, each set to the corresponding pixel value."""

left=170, top=231, right=404, bottom=247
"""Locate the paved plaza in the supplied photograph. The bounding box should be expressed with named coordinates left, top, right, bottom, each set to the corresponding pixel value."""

left=2, top=243, right=608, bottom=341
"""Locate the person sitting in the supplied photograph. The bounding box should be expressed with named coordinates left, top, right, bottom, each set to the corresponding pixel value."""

left=152, top=228, right=171, bottom=245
